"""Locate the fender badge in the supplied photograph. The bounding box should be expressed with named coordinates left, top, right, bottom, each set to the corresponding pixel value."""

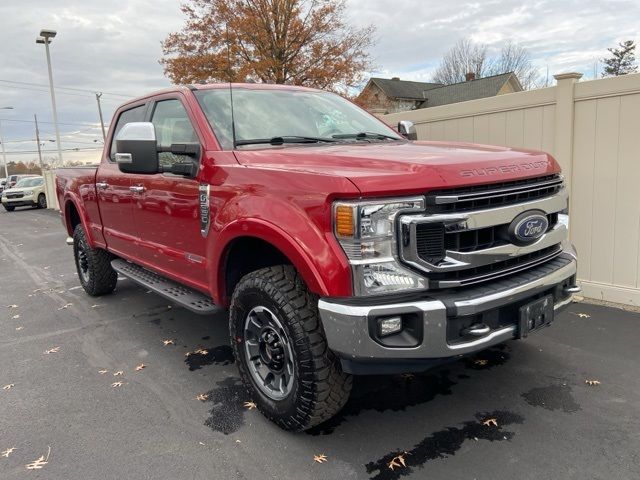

left=199, top=183, right=210, bottom=237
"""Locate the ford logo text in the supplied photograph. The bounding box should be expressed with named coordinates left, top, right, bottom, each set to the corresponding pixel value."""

left=509, top=211, right=549, bottom=244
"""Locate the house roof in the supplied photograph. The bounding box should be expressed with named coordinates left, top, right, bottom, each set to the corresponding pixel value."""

left=369, top=77, right=443, bottom=100
left=419, top=72, right=522, bottom=108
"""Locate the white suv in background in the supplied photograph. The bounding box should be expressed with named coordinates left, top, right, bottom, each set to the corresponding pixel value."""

left=1, top=176, right=47, bottom=211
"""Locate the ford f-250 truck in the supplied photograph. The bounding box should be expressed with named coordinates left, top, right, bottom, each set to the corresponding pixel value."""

left=56, top=83, right=579, bottom=431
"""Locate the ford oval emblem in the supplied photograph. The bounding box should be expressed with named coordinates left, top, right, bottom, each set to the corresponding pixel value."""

left=509, top=211, right=548, bottom=244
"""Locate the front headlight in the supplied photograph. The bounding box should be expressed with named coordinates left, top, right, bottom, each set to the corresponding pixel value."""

left=23, top=191, right=33, bottom=197
left=333, top=197, right=427, bottom=296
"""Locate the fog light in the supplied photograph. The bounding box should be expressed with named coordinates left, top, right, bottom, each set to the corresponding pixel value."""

left=378, top=316, right=402, bottom=337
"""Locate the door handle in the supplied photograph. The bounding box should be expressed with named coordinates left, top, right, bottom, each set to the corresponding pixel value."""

left=129, top=185, right=146, bottom=194
left=96, top=182, right=109, bottom=190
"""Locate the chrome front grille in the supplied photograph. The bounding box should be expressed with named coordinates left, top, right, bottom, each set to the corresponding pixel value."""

left=426, top=174, right=563, bottom=213
left=399, top=175, right=568, bottom=288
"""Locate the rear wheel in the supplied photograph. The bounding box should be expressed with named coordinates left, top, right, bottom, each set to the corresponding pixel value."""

left=230, top=265, right=352, bottom=431
left=37, top=193, right=47, bottom=209
left=3, top=205, right=14, bottom=212
left=73, top=224, right=117, bottom=296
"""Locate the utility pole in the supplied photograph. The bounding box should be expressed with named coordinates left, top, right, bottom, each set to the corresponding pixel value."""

left=0, top=106, right=13, bottom=178
left=36, top=29, right=64, bottom=165
left=95, top=92, right=107, bottom=141
left=34, top=114, right=44, bottom=170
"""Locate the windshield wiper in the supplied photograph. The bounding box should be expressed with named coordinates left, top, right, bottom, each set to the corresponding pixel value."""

left=331, top=132, right=400, bottom=141
left=235, top=136, right=337, bottom=146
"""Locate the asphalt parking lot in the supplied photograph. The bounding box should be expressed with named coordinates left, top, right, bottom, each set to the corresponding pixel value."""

left=1, top=207, right=639, bottom=479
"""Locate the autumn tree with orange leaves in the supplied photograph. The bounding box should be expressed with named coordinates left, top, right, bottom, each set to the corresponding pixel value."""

left=161, top=0, right=374, bottom=92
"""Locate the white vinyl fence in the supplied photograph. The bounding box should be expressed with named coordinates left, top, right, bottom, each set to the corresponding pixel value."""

left=383, top=73, right=640, bottom=307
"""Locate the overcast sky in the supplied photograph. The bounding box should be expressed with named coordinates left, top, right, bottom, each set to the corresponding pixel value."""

left=0, top=0, right=638, bottom=166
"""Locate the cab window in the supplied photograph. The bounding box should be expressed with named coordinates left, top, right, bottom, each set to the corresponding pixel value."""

left=109, top=104, right=146, bottom=161
left=151, top=99, right=199, bottom=171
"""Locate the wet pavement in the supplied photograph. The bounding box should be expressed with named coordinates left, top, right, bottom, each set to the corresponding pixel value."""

left=1, top=208, right=639, bottom=479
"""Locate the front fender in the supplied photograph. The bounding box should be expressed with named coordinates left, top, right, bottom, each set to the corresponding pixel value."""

left=210, top=217, right=352, bottom=306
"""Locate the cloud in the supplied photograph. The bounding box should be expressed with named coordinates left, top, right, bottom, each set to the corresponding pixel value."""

left=0, top=0, right=638, bottom=165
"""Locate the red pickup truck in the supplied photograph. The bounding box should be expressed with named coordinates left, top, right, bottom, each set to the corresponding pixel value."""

left=56, top=83, right=578, bottom=431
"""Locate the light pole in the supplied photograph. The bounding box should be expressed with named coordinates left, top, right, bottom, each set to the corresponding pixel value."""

left=36, top=29, right=64, bottom=165
left=0, top=106, right=13, bottom=179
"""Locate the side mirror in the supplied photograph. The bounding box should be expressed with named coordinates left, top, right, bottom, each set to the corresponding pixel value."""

left=397, top=120, right=417, bottom=141
left=115, top=122, right=159, bottom=174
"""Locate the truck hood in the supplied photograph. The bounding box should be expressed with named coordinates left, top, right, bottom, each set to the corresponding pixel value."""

left=234, top=141, right=561, bottom=195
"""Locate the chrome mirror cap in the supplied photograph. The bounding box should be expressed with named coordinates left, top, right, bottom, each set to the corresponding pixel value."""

left=397, top=120, right=417, bottom=140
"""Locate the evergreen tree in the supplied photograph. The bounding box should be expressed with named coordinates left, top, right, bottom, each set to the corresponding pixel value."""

left=602, top=40, right=637, bottom=77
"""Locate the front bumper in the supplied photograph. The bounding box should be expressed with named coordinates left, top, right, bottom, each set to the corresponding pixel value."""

left=318, top=243, right=578, bottom=374
left=2, top=196, right=35, bottom=207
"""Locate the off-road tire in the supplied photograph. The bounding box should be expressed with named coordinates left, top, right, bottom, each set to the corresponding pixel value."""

left=230, top=265, right=352, bottom=431
left=37, top=193, right=47, bottom=209
left=73, top=224, right=117, bottom=296
left=3, top=204, right=14, bottom=212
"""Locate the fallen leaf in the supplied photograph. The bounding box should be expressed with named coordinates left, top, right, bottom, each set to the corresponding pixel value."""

left=90, top=304, right=103, bottom=309
left=196, top=393, right=209, bottom=402
left=111, top=381, right=123, bottom=388
left=15, top=326, right=23, bottom=331
left=483, top=418, right=498, bottom=427
left=12, top=314, right=20, bottom=319
left=135, top=363, right=146, bottom=371
left=98, top=369, right=108, bottom=374
left=243, top=401, right=257, bottom=410
left=474, top=359, right=489, bottom=366
left=26, top=446, right=50, bottom=470
left=235, top=440, right=241, bottom=444
left=573, top=312, right=591, bottom=318
left=163, top=339, right=175, bottom=346
left=399, top=373, right=415, bottom=380
left=388, top=453, right=408, bottom=471
left=184, top=351, right=193, bottom=357
left=6, top=304, right=18, bottom=309
left=113, top=371, right=124, bottom=376
left=194, top=347, right=209, bottom=355
left=313, top=454, right=328, bottom=464
left=585, top=379, right=601, bottom=386
left=44, top=346, right=60, bottom=355
left=3, top=384, right=15, bottom=390
left=1, top=447, right=15, bottom=457
left=57, top=303, right=73, bottom=310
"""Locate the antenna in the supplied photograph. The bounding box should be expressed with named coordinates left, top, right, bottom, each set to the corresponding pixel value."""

left=226, top=25, right=237, bottom=149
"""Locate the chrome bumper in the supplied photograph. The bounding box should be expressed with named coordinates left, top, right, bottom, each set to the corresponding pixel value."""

left=318, top=243, right=578, bottom=370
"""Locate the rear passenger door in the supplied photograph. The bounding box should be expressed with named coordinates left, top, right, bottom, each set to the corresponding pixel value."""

left=97, top=103, right=147, bottom=258
left=130, top=96, right=208, bottom=290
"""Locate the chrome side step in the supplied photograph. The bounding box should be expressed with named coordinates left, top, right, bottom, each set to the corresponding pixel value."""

left=111, top=259, right=221, bottom=315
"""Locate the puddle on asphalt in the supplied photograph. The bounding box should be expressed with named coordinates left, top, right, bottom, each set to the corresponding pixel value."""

left=307, top=370, right=456, bottom=435
left=185, top=345, right=235, bottom=371
left=463, top=344, right=511, bottom=370
left=203, top=377, right=251, bottom=434
left=521, top=384, right=580, bottom=413
left=308, top=345, right=512, bottom=436
left=364, top=410, right=525, bottom=480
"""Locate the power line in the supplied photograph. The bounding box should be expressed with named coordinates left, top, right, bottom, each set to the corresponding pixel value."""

left=2, top=147, right=102, bottom=155
left=0, top=118, right=100, bottom=127
left=0, top=79, right=134, bottom=98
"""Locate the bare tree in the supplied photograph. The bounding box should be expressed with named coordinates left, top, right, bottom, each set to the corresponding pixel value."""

left=432, top=39, right=489, bottom=85
left=432, top=38, right=541, bottom=90
left=491, top=41, right=542, bottom=89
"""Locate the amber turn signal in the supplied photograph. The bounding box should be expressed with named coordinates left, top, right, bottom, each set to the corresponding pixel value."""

left=335, top=205, right=354, bottom=237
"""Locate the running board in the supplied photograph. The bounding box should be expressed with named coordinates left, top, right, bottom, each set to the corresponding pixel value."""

left=111, top=259, right=221, bottom=315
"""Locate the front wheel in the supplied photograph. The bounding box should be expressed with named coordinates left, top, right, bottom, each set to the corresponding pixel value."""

left=3, top=204, right=14, bottom=212
left=230, top=265, right=352, bottom=431
left=73, top=224, right=118, bottom=296
left=37, top=193, right=47, bottom=209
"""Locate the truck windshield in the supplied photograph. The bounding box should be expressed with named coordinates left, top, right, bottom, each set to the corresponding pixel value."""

left=194, top=88, right=402, bottom=150
left=15, top=178, right=41, bottom=188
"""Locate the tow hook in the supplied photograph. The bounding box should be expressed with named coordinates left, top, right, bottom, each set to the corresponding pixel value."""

left=563, top=285, right=581, bottom=294
left=66, top=236, right=74, bottom=246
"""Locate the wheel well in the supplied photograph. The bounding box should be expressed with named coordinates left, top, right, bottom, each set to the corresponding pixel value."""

left=66, top=201, right=81, bottom=234
left=224, top=237, right=291, bottom=302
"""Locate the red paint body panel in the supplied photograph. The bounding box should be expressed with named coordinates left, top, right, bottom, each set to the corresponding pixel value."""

left=56, top=84, right=562, bottom=307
